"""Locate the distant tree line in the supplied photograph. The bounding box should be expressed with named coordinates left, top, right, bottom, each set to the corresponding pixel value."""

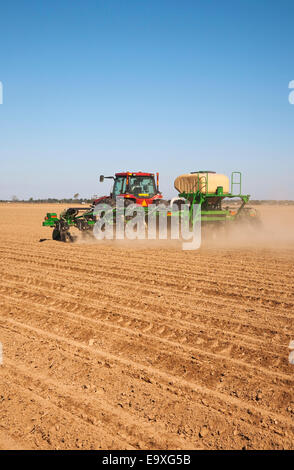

left=249, top=200, right=294, bottom=205
left=225, top=199, right=294, bottom=205
left=0, top=197, right=92, bottom=204
left=0, top=195, right=97, bottom=203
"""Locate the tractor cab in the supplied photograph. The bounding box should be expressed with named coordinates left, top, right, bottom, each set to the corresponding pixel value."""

left=99, top=171, right=162, bottom=206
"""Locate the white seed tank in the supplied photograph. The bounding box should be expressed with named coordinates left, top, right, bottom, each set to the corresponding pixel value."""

left=174, top=172, right=230, bottom=194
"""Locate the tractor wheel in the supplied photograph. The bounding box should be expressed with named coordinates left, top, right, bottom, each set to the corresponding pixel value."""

left=52, top=228, right=71, bottom=242
left=52, top=228, right=61, bottom=241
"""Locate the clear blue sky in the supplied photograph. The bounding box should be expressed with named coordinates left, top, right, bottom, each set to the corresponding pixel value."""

left=0, top=0, right=293, bottom=199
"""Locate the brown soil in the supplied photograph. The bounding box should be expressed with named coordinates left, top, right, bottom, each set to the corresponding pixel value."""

left=0, top=203, right=293, bottom=450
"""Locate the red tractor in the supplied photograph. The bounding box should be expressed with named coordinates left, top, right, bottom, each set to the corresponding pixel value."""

left=94, top=171, right=163, bottom=207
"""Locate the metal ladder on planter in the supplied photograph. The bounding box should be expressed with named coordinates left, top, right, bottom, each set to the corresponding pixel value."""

left=231, top=172, right=242, bottom=196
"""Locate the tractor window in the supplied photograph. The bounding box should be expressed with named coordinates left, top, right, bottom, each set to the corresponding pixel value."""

left=129, top=176, right=156, bottom=197
left=113, top=177, right=127, bottom=197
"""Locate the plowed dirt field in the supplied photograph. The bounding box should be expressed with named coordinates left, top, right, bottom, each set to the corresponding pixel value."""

left=0, top=203, right=293, bottom=450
